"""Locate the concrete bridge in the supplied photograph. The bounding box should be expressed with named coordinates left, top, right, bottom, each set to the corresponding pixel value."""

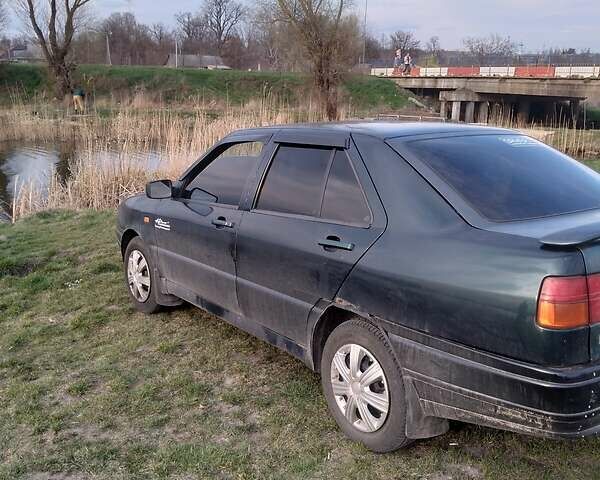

left=390, top=76, right=600, bottom=124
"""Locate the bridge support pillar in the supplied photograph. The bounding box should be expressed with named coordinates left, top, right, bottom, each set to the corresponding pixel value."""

left=440, top=100, right=447, bottom=119
left=570, top=100, right=581, bottom=127
left=393, top=76, right=599, bottom=127
left=465, top=102, right=476, bottom=123
left=518, top=101, right=531, bottom=125
left=478, top=101, right=489, bottom=124
left=490, top=103, right=502, bottom=123
left=543, top=102, right=556, bottom=124
left=451, top=101, right=462, bottom=122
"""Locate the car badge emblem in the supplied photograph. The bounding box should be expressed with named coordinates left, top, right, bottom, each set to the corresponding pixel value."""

left=154, top=218, right=171, bottom=231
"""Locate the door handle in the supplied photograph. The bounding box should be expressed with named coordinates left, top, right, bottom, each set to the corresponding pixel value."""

left=318, top=236, right=355, bottom=251
left=212, top=216, right=233, bottom=228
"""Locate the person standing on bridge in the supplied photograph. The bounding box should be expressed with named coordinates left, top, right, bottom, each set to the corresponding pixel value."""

left=403, top=52, right=412, bottom=76
left=394, top=48, right=402, bottom=68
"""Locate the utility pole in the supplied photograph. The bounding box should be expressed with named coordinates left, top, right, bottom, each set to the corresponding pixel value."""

left=362, top=0, right=368, bottom=65
left=175, top=39, right=178, bottom=68
left=106, top=33, right=112, bottom=66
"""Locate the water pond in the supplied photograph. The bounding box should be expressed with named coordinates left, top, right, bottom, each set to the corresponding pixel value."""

left=0, top=141, right=166, bottom=219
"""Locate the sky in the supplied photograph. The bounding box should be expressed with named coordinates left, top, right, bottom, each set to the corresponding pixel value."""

left=7, top=0, right=600, bottom=52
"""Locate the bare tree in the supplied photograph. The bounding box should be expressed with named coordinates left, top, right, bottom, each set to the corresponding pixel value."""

left=0, top=0, right=7, bottom=60
left=175, top=11, right=206, bottom=49
left=253, top=3, right=299, bottom=71
left=389, top=30, right=420, bottom=53
left=274, top=0, right=353, bottom=120
left=202, top=0, right=244, bottom=55
left=150, top=23, right=171, bottom=46
left=15, top=0, right=93, bottom=98
left=363, top=34, right=384, bottom=63
left=102, top=13, right=154, bottom=66
left=425, top=36, right=440, bottom=55
left=463, top=34, right=517, bottom=63
left=0, top=0, right=7, bottom=34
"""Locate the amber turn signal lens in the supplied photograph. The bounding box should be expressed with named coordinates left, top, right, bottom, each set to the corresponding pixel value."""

left=537, top=276, right=589, bottom=330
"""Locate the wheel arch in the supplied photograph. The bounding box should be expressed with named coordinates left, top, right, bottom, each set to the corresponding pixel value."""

left=311, top=303, right=370, bottom=373
left=120, top=228, right=140, bottom=259
left=311, top=302, right=450, bottom=441
left=120, top=228, right=183, bottom=308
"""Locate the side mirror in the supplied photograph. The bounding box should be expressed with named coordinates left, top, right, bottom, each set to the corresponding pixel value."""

left=146, top=180, right=173, bottom=199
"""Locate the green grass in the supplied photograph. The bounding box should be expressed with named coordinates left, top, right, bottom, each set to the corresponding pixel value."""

left=0, top=63, right=409, bottom=113
left=2, top=210, right=600, bottom=479
left=79, top=64, right=307, bottom=105
left=0, top=63, right=48, bottom=98
left=343, top=73, right=410, bottom=111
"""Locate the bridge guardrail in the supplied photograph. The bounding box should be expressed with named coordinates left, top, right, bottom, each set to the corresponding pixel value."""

left=372, top=65, right=600, bottom=79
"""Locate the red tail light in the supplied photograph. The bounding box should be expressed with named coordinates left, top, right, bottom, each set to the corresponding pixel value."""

left=537, top=274, right=600, bottom=329
left=586, top=274, right=600, bottom=325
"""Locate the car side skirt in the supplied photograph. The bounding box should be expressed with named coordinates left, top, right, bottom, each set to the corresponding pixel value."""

left=164, top=279, right=308, bottom=363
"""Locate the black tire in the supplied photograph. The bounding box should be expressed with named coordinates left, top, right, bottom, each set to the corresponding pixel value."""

left=321, top=318, right=413, bottom=452
left=123, top=237, right=161, bottom=314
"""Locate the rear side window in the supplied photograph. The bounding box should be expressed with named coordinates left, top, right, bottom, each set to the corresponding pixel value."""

left=256, top=145, right=332, bottom=217
left=322, top=150, right=371, bottom=225
left=185, top=141, right=264, bottom=206
left=395, top=135, right=600, bottom=221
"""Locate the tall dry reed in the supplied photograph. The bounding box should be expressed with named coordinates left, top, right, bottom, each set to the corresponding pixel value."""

left=488, top=111, right=600, bottom=161
left=5, top=97, right=600, bottom=222
left=6, top=97, right=340, bottom=220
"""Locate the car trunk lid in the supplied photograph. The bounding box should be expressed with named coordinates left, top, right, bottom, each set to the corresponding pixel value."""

left=483, top=209, right=600, bottom=362
left=578, top=243, right=600, bottom=362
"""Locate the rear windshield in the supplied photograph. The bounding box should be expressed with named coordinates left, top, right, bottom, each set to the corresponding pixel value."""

left=393, top=134, right=600, bottom=222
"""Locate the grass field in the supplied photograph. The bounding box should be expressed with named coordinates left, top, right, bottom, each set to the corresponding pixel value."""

left=2, top=210, right=600, bottom=480
left=0, top=64, right=410, bottom=113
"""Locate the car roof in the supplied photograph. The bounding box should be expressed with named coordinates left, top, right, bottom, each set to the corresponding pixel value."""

left=226, top=121, right=515, bottom=141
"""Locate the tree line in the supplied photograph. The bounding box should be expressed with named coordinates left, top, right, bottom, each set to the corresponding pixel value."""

left=2, top=0, right=599, bottom=120
left=3, top=0, right=363, bottom=119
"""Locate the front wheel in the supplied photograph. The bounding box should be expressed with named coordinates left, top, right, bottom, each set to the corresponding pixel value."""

left=124, top=237, right=161, bottom=314
left=321, top=318, right=412, bottom=452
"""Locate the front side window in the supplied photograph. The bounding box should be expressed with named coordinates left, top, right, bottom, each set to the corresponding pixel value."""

left=184, top=141, right=264, bottom=206
left=393, top=135, right=600, bottom=222
left=256, top=145, right=332, bottom=217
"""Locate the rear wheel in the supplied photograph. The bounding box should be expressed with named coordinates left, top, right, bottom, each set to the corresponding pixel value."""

left=124, top=237, right=161, bottom=314
left=321, top=318, right=412, bottom=452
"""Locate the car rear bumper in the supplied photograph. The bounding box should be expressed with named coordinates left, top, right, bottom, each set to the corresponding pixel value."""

left=383, top=321, right=600, bottom=439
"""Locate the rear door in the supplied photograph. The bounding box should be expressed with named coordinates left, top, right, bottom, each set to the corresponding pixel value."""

left=236, top=133, right=386, bottom=346
left=155, top=137, right=269, bottom=314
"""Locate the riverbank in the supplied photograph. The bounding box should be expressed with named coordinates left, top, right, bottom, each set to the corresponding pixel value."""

left=2, top=209, right=600, bottom=479
left=0, top=63, right=411, bottom=114
left=2, top=104, right=327, bottom=220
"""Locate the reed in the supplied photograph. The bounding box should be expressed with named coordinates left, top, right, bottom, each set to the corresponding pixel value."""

left=5, top=97, right=600, bottom=222
left=6, top=95, right=339, bottom=220
left=489, top=114, right=600, bottom=161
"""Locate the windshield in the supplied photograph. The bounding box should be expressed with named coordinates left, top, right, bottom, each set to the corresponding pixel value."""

left=392, top=134, right=600, bottom=222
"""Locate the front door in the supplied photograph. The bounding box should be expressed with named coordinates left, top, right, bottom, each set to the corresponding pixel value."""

left=155, top=139, right=267, bottom=314
left=236, top=141, right=386, bottom=346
